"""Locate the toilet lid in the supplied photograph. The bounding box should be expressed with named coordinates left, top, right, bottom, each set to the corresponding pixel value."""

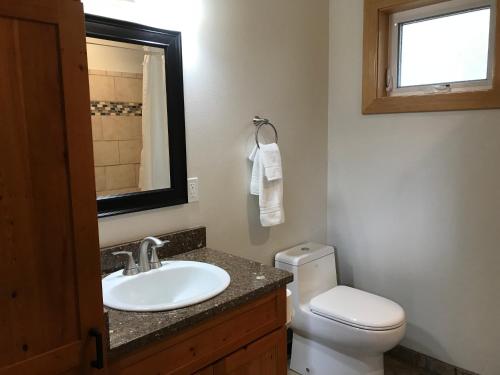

left=309, top=286, right=405, bottom=331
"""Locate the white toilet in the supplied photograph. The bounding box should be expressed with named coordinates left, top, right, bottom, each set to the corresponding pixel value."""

left=275, top=243, right=406, bottom=375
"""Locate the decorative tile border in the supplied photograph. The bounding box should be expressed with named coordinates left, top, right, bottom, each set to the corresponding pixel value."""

left=386, top=345, right=479, bottom=375
left=91, top=100, right=142, bottom=116
left=100, top=227, right=207, bottom=274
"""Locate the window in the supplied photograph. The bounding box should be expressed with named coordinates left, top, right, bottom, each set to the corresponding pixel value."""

left=362, top=0, right=500, bottom=114
left=388, top=0, right=496, bottom=96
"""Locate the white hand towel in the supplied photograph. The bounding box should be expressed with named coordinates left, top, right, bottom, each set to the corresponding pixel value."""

left=259, top=143, right=283, bottom=181
left=249, top=145, right=260, bottom=196
left=259, top=176, right=285, bottom=226
left=248, top=145, right=285, bottom=226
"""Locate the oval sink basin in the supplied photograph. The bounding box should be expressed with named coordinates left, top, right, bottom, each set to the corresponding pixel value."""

left=102, top=261, right=230, bottom=312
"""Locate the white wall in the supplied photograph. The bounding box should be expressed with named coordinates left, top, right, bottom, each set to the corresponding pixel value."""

left=83, top=0, right=329, bottom=265
left=328, top=1, right=500, bottom=374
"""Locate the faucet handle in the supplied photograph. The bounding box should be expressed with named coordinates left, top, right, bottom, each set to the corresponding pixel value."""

left=149, top=247, right=162, bottom=270
left=112, top=251, right=139, bottom=276
left=149, top=240, right=170, bottom=269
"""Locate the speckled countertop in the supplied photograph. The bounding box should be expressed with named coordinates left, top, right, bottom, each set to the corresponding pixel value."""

left=105, top=248, right=293, bottom=359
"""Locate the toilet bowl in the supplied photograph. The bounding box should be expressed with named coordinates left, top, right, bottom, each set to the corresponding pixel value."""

left=275, top=243, right=406, bottom=375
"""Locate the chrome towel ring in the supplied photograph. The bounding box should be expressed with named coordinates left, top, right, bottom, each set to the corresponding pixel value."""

left=253, top=116, right=278, bottom=149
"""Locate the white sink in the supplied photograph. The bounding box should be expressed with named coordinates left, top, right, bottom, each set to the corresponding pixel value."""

left=102, top=261, right=230, bottom=312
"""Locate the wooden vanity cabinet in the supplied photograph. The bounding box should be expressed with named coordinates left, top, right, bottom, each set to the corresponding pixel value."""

left=194, top=327, right=286, bottom=375
left=0, top=1, right=107, bottom=374
left=212, top=327, right=287, bottom=375
left=109, top=288, right=288, bottom=375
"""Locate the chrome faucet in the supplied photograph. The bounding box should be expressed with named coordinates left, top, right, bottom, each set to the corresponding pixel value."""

left=138, top=236, right=168, bottom=272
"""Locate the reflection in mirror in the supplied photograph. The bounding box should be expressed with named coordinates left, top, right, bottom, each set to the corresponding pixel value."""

left=86, top=37, right=171, bottom=197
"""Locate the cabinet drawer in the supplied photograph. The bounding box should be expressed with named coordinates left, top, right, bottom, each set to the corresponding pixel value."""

left=110, top=288, right=286, bottom=375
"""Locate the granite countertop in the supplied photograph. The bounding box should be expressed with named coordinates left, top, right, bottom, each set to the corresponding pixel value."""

left=105, top=248, right=293, bottom=359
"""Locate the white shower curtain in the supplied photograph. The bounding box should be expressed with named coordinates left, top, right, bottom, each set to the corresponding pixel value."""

left=139, top=51, right=171, bottom=191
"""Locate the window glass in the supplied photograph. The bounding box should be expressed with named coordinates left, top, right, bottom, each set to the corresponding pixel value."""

left=399, top=8, right=491, bottom=87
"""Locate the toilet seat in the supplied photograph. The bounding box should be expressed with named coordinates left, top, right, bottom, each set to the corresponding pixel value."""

left=310, top=286, right=405, bottom=331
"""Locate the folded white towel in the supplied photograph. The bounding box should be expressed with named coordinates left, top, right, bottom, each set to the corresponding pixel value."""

left=260, top=143, right=283, bottom=181
left=249, top=145, right=285, bottom=226
left=249, top=145, right=260, bottom=195
left=258, top=178, right=285, bottom=226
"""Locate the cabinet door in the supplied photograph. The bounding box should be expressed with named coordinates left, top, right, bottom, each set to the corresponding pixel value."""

left=214, top=328, right=287, bottom=375
left=0, top=1, right=106, bottom=374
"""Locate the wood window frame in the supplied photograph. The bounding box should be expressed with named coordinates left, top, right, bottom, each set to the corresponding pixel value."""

left=362, top=0, right=500, bottom=114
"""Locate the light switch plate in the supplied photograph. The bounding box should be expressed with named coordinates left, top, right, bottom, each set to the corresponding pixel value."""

left=187, top=177, right=199, bottom=202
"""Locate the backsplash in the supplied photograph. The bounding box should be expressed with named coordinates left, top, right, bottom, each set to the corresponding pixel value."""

left=100, top=227, right=207, bottom=274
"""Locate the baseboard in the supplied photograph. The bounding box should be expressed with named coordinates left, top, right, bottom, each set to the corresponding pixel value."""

left=386, top=345, right=479, bottom=375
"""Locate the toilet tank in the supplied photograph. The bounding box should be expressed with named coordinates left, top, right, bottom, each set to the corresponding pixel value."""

left=275, top=243, right=337, bottom=304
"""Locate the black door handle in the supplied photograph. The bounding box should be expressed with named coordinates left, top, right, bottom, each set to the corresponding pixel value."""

left=89, top=328, right=104, bottom=369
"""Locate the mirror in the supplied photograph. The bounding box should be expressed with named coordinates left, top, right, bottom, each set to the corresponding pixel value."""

left=87, top=37, right=171, bottom=195
left=85, top=15, right=187, bottom=217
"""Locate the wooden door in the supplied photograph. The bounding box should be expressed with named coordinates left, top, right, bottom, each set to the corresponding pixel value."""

left=193, top=366, right=214, bottom=375
left=0, top=0, right=106, bottom=374
left=213, top=328, right=287, bottom=375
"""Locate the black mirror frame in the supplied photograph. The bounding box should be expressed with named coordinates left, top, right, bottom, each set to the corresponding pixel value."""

left=85, top=15, right=188, bottom=218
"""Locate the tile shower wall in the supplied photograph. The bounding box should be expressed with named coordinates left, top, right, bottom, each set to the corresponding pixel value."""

left=89, top=69, right=143, bottom=196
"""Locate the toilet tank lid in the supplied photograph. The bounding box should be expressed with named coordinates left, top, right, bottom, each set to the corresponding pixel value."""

left=275, top=242, right=334, bottom=266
